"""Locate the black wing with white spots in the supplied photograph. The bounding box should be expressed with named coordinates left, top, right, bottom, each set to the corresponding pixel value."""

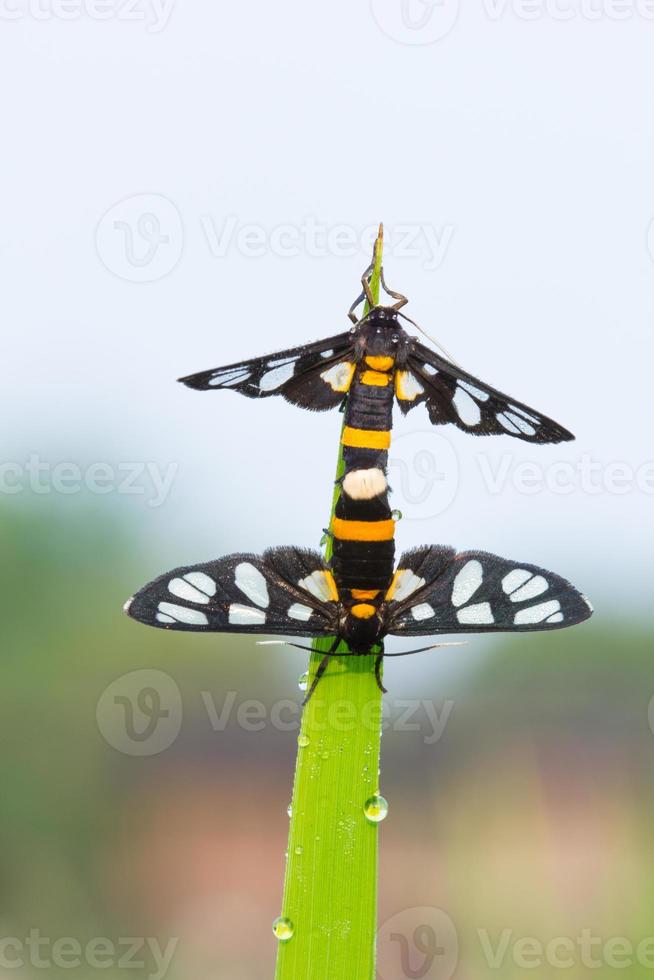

left=385, top=546, right=592, bottom=636
left=179, top=333, right=356, bottom=413
left=397, top=341, right=574, bottom=444
left=125, top=547, right=340, bottom=637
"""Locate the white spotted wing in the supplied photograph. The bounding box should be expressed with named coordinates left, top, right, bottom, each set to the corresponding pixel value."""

left=386, top=546, right=592, bottom=636
left=398, top=341, right=574, bottom=444
left=179, top=333, right=356, bottom=412
left=125, top=547, right=340, bottom=637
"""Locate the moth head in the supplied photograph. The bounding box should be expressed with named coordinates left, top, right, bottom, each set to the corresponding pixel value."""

left=339, top=602, right=385, bottom=653
left=358, top=307, right=402, bottom=354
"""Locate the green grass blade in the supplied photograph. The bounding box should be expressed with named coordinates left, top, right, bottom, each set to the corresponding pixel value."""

left=274, top=228, right=385, bottom=980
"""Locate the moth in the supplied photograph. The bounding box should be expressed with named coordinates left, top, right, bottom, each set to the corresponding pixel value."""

left=179, top=269, right=574, bottom=445
left=125, top=544, right=592, bottom=702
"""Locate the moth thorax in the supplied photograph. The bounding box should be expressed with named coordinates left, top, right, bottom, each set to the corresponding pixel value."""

left=342, top=468, right=388, bottom=501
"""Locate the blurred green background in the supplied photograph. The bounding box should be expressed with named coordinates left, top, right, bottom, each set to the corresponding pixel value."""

left=3, top=500, right=652, bottom=979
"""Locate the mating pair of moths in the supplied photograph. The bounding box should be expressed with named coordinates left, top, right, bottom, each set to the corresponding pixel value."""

left=125, top=269, right=592, bottom=700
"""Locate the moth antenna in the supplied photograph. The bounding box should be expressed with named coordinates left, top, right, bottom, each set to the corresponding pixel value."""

left=383, top=641, right=467, bottom=658
left=397, top=310, right=462, bottom=368
left=256, top=640, right=316, bottom=652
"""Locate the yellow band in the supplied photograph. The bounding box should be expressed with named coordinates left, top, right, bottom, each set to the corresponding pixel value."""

left=350, top=603, right=377, bottom=620
left=365, top=356, right=394, bottom=371
left=332, top=517, right=395, bottom=542
left=351, top=588, right=380, bottom=600
left=361, top=370, right=390, bottom=387
left=341, top=427, right=391, bottom=450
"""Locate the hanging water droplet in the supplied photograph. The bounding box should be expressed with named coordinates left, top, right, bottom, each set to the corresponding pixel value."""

left=298, top=672, right=309, bottom=692
left=364, top=794, right=388, bottom=823
left=391, top=509, right=403, bottom=521
left=286, top=803, right=293, bottom=817
left=272, top=916, right=294, bottom=941
left=298, top=733, right=310, bottom=748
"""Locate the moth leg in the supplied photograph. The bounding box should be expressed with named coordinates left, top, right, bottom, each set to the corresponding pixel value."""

left=380, top=268, right=408, bottom=311
left=349, top=261, right=375, bottom=322
left=361, top=264, right=376, bottom=309
left=374, top=653, right=387, bottom=694
left=348, top=289, right=365, bottom=324
left=302, top=636, right=341, bottom=705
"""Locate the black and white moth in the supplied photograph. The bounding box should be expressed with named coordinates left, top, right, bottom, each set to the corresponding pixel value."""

left=125, top=544, right=592, bottom=699
left=179, top=289, right=574, bottom=445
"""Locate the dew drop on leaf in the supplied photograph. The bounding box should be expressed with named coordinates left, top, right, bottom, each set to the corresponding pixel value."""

left=272, top=916, right=294, bottom=941
left=298, top=672, right=309, bottom=692
left=364, top=794, right=388, bottom=823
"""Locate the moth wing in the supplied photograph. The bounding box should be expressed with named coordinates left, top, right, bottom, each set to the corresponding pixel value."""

left=125, top=546, right=340, bottom=636
left=385, top=546, right=592, bottom=636
left=179, top=332, right=357, bottom=413
left=394, top=341, right=574, bottom=444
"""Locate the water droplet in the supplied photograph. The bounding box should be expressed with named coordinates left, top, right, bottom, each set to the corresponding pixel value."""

left=298, top=672, right=309, bottom=692
left=298, top=733, right=310, bottom=748
left=321, top=751, right=329, bottom=760
left=364, top=794, right=388, bottom=823
left=294, top=845, right=303, bottom=856
left=286, top=803, right=293, bottom=817
left=272, top=916, right=294, bottom=941
left=391, top=509, right=403, bottom=521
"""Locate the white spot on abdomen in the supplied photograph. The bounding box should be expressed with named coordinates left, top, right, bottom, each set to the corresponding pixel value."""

left=342, top=468, right=388, bottom=500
